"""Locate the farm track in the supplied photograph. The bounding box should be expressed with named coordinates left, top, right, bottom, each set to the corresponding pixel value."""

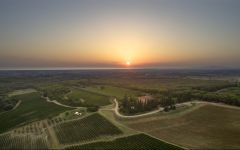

left=195, top=101, right=240, bottom=110
left=12, top=100, right=21, bottom=111
left=43, top=96, right=83, bottom=109
left=107, top=99, right=229, bottom=119
left=47, top=125, right=60, bottom=149
left=61, top=133, right=137, bottom=149
left=98, top=109, right=139, bottom=135
left=120, top=103, right=207, bottom=125
left=99, top=105, right=189, bottom=150
left=4, top=89, right=240, bottom=149
left=113, top=98, right=164, bottom=118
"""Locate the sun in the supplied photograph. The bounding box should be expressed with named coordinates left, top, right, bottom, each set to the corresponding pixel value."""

left=126, top=61, right=131, bottom=66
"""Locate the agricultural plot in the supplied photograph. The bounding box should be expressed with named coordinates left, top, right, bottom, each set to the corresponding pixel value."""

left=53, top=108, right=87, bottom=122
left=84, top=85, right=142, bottom=99
left=65, top=89, right=110, bottom=107
left=0, top=133, right=48, bottom=150
left=91, top=77, right=231, bottom=91
left=39, top=84, right=71, bottom=101
left=54, top=113, right=122, bottom=144
left=0, top=92, right=72, bottom=133
left=125, top=104, right=240, bottom=149
left=217, top=87, right=240, bottom=96
left=8, top=88, right=37, bottom=97
left=64, top=134, right=184, bottom=150
left=13, top=120, right=48, bottom=135
left=46, top=118, right=65, bottom=127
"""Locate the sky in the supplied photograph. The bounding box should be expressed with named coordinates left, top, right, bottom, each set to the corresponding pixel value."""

left=0, top=0, right=240, bottom=69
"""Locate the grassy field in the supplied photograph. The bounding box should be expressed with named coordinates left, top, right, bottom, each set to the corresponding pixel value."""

left=0, top=92, right=72, bottom=133
left=124, top=104, right=240, bottom=149
left=83, top=85, right=142, bottom=99
left=55, top=108, right=87, bottom=121
left=65, top=89, right=111, bottom=107
left=91, top=77, right=231, bottom=91
left=64, top=134, right=184, bottom=150
left=218, top=87, right=240, bottom=96
left=8, top=88, right=37, bottom=97
left=39, top=84, right=70, bottom=101
left=54, top=113, right=122, bottom=144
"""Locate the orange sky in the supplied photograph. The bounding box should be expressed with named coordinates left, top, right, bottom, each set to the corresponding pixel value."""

left=0, top=0, right=240, bottom=69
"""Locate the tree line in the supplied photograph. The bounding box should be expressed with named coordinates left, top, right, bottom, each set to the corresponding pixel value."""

left=160, top=88, right=240, bottom=107
left=119, top=84, right=240, bottom=115
left=120, top=95, right=159, bottom=115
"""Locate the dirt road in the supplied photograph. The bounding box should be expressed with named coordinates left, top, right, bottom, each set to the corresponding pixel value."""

left=113, top=98, right=164, bottom=118
left=43, top=96, right=80, bottom=109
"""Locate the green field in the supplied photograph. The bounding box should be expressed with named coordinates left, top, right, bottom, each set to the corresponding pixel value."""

left=91, top=77, right=231, bottom=91
left=64, top=89, right=110, bottom=107
left=125, top=104, right=240, bottom=149
left=54, top=113, right=122, bottom=144
left=0, top=92, right=72, bottom=133
left=8, top=89, right=37, bottom=97
left=84, top=85, right=142, bottom=99
left=39, top=84, right=70, bottom=101
left=218, top=87, right=240, bottom=96
left=65, top=134, right=184, bottom=150
left=0, top=71, right=239, bottom=149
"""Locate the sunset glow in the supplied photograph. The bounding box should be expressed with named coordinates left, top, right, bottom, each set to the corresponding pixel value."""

left=0, top=0, right=240, bottom=69
left=126, top=61, right=131, bottom=66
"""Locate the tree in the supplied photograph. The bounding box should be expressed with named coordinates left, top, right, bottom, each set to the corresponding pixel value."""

left=122, top=94, right=129, bottom=108
left=43, top=92, right=48, bottom=97
left=164, top=106, right=169, bottom=112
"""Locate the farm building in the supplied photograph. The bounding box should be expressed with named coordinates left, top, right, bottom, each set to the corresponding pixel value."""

left=74, top=112, right=82, bottom=116
left=138, top=95, right=154, bottom=104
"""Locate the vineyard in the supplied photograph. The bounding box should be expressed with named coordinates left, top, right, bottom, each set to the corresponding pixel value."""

left=0, top=92, right=71, bottom=133
left=125, top=104, right=240, bottom=149
left=13, top=121, right=48, bottom=135
left=0, top=133, right=48, bottom=150
left=13, top=115, right=73, bottom=135
left=64, top=134, right=184, bottom=150
left=54, top=113, right=123, bottom=144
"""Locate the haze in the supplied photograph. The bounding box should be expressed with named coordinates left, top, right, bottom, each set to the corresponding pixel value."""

left=0, top=0, right=240, bottom=69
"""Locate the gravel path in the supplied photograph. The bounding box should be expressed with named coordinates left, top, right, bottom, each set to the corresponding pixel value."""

left=113, top=98, right=164, bottom=118
left=43, top=96, right=80, bottom=109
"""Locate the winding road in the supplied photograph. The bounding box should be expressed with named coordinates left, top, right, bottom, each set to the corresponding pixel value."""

left=113, top=98, right=164, bottom=118
left=43, top=96, right=81, bottom=109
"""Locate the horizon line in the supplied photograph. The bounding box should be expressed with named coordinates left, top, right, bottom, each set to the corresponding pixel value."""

left=0, top=66, right=240, bottom=71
